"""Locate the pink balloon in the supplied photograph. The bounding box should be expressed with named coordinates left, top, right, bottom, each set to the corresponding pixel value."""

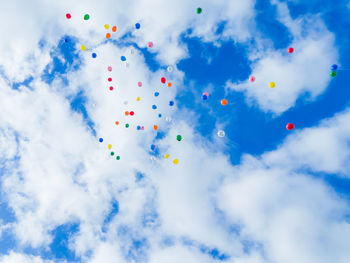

left=138, top=81, right=142, bottom=87
left=249, top=76, right=256, bottom=82
left=107, top=66, right=112, bottom=72
left=141, top=126, right=144, bottom=130
left=148, top=41, right=153, bottom=48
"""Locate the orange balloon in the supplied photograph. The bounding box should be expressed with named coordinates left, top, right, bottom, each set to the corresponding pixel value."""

left=153, top=125, right=158, bottom=130
left=167, top=82, right=172, bottom=87
left=125, top=111, right=129, bottom=116
left=115, top=121, right=119, bottom=125
left=112, top=26, right=117, bottom=32
left=106, top=33, right=111, bottom=39
left=221, top=99, right=228, bottom=106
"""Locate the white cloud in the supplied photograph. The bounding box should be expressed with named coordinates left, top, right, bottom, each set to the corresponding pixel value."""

left=227, top=2, right=338, bottom=114
left=0, top=251, right=53, bottom=263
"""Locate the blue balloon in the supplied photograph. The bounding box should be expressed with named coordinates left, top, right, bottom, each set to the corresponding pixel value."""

left=152, top=105, right=157, bottom=110
left=92, top=53, right=97, bottom=58
left=99, top=138, right=103, bottom=143
left=135, top=23, right=141, bottom=29
left=202, top=94, right=208, bottom=100
left=151, top=144, right=156, bottom=151
left=331, top=64, right=338, bottom=71
left=154, top=92, right=159, bottom=97
left=169, top=101, right=174, bottom=106
left=158, top=113, right=162, bottom=118
left=121, top=56, right=126, bottom=61
left=137, top=125, right=141, bottom=130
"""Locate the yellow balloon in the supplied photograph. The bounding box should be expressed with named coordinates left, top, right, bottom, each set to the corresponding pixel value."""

left=81, top=45, right=87, bottom=51
left=137, top=97, right=141, bottom=101
left=104, top=24, right=109, bottom=29
left=108, top=144, right=112, bottom=150
left=164, top=154, right=169, bottom=159
left=173, top=158, right=179, bottom=164
left=269, top=82, right=276, bottom=88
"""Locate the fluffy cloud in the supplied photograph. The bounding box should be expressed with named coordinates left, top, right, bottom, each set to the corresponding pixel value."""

left=227, top=1, right=338, bottom=114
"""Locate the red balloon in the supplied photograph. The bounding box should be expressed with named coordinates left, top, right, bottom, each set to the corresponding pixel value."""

left=109, top=86, right=114, bottom=91
left=108, top=77, right=112, bottom=82
left=66, top=13, right=71, bottom=19
left=249, top=76, right=255, bottom=82
left=286, top=123, right=294, bottom=130
left=288, top=47, right=294, bottom=53
left=161, top=77, right=166, bottom=83
left=130, top=111, right=134, bottom=116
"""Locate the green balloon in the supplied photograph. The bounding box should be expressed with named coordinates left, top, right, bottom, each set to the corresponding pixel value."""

left=84, top=14, right=90, bottom=20
left=116, top=156, right=120, bottom=160
left=111, top=152, right=114, bottom=156
left=196, top=7, right=202, bottom=14
left=125, top=123, right=129, bottom=128
left=177, top=135, right=182, bottom=141
left=330, top=71, right=337, bottom=77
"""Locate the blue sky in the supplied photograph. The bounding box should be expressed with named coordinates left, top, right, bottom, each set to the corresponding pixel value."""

left=0, top=0, right=350, bottom=262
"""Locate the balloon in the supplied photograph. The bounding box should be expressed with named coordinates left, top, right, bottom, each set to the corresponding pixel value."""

left=109, top=86, right=114, bottom=91
left=203, top=92, right=209, bottom=97
left=121, top=56, right=126, bottom=61
left=125, top=111, right=129, bottom=116
left=81, top=45, right=87, bottom=51
left=152, top=105, right=157, bottom=110
left=177, top=135, right=182, bottom=141
left=137, top=97, right=141, bottom=101
left=331, top=64, right=338, bottom=71
left=158, top=114, right=162, bottom=118
left=104, top=24, right=109, bottom=29
left=249, top=76, right=255, bottom=82
left=269, top=82, right=276, bottom=88
left=148, top=42, right=153, bottom=48
left=66, top=13, right=71, bottom=19
left=330, top=71, right=337, bottom=77
left=164, top=154, right=169, bottom=159
left=202, top=94, right=208, bottom=100
left=125, top=123, right=129, bottom=128
left=197, top=7, right=202, bottom=14
left=138, top=81, right=142, bottom=87
left=151, top=144, right=156, bottom=151
left=108, top=66, right=112, bottom=71
left=99, top=138, right=103, bottom=142
left=141, top=126, right=144, bottom=130
left=161, top=77, right=166, bottom=83
left=167, top=82, right=172, bottom=87
left=169, top=101, right=174, bottom=106
left=116, top=155, right=120, bottom=160
left=167, top=66, right=173, bottom=72
left=221, top=99, right=228, bottom=106
left=106, top=33, right=111, bottom=39
left=112, top=26, right=117, bottom=32
left=84, top=14, right=90, bottom=20
left=130, top=111, right=134, bottom=116
left=137, top=125, right=141, bottom=130
left=153, top=125, right=158, bottom=130
left=108, top=77, right=112, bottom=82
left=111, top=152, right=114, bottom=156
left=217, top=130, right=225, bottom=137
left=115, top=121, right=119, bottom=125
left=92, top=53, right=97, bottom=58
left=154, top=92, right=159, bottom=97
left=173, top=159, right=179, bottom=164
left=288, top=47, right=294, bottom=53
left=286, top=123, right=294, bottom=130
left=135, top=23, right=141, bottom=29
left=108, top=144, right=112, bottom=150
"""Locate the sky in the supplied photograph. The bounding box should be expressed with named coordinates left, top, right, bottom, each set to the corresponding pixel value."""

left=0, top=0, right=350, bottom=262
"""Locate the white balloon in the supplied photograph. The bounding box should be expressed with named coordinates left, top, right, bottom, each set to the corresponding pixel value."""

left=217, top=130, right=225, bottom=137
left=167, top=66, right=173, bottom=72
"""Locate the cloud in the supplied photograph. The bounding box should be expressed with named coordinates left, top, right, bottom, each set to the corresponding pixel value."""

left=227, top=2, right=338, bottom=114
left=0, top=251, right=53, bottom=263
